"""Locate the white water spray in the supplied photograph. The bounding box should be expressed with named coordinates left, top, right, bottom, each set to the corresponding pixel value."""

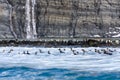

left=26, top=0, right=37, bottom=39
left=26, top=0, right=32, bottom=39
left=31, top=0, right=37, bottom=39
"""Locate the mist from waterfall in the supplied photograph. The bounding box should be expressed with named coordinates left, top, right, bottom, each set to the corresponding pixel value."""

left=26, top=0, right=37, bottom=39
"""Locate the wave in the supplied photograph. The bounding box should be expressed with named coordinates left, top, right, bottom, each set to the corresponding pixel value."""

left=0, top=67, right=120, bottom=80
left=0, top=47, right=119, bottom=72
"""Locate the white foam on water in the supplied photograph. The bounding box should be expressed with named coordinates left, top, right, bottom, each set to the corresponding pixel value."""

left=0, top=47, right=120, bottom=72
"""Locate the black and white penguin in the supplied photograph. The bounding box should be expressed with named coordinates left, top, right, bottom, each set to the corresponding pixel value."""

left=95, top=49, right=101, bottom=54
left=103, top=49, right=112, bottom=55
left=35, top=52, right=38, bottom=55
left=26, top=51, right=30, bottom=55
left=48, top=51, right=51, bottom=54
left=2, top=50, right=5, bottom=53
left=81, top=49, right=86, bottom=55
left=8, top=49, right=14, bottom=53
left=58, top=48, right=64, bottom=53
left=39, top=49, right=44, bottom=53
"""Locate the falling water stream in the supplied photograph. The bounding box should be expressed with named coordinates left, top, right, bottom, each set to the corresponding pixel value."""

left=31, top=0, right=37, bottom=39
left=26, top=0, right=37, bottom=39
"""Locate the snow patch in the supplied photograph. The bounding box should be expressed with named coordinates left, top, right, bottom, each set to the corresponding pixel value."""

left=112, top=34, right=120, bottom=37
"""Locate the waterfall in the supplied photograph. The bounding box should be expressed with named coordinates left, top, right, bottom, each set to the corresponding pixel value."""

left=31, top=0, right=37, bottom=39
left=26, top=0, right=32, bottom=39
left=25, top=0, right=37, bottom=39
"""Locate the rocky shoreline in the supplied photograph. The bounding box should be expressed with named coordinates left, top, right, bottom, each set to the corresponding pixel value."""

left=0, top=38, right=119, bottom=47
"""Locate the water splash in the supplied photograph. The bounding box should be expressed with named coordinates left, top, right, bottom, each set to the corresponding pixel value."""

left=0, top=47, right=120, bottom=80
left=0, top=47, right=119, bottom=72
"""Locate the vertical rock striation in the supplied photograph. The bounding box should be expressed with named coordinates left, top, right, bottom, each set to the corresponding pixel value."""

left=0, top=0, right=120, bottom=39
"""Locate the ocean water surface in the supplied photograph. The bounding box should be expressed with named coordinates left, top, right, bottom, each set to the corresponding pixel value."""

left=0, top=47, right=120, bottom=80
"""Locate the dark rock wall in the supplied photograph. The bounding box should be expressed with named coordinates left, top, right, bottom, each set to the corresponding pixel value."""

left=0, top=0, right=120, bottom=39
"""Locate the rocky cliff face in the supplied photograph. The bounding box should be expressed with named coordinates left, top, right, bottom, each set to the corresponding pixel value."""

left=0, top=0, right=120, bottom=39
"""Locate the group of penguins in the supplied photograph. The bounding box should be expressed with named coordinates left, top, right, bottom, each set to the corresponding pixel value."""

left=1, top=48, right=116, bottom=56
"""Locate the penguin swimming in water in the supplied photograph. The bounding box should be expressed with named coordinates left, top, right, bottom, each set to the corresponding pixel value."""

left=73, top=52, right=77, bottom=55
left=39, top=49, right=44, bottom=53
left=63, top=49, right=66, bottom=51
left=95, top=49, right=101, bottom=54
left=97, top=50, right=101, bottom=54
left=48, top=51, right=51, bottom=54
left=73, top=51, right=79, bottom=55
left=81, top=49, right=86, bottom=55
left=70, top=48, right=74, bottom=52
left=58, top=48, right=64, bottom=53
left=107, top=48, right=114, bottom=52
left=26, top=51, right=30, bottom=55
left=103, top=49, right=112, bottom=55
left=76, top=51, right=79, bottom=55
left=23, top=51, right=30, bottom=55
left=2, top=50, right=5, bottom=53
left=35, top=52, right=38, bottom=55
left=8, top=49, right=13, bottom=53
left=71, top=49, right=79, bottom=55
left=23, top=51, right=26, bottom=54
left=70, top=48, right=76, bottom=53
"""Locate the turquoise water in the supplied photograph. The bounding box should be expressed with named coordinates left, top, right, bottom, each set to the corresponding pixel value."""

left=0, top=67, right=120, bottom=80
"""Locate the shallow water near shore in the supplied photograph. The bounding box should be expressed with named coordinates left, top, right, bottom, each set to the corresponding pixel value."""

left=0, top=47, right=120, bottom=80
